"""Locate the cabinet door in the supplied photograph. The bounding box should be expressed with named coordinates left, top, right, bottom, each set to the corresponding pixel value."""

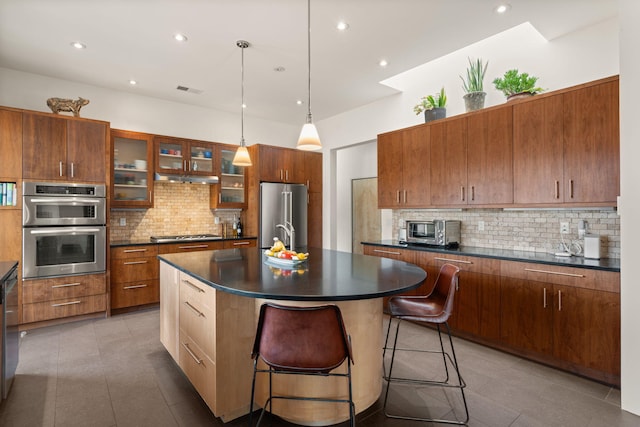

left=304, top=151, right=322, bottom=192
left=187, top=141, right=215, bottom=176
left=259, top=145, right=300, bottom=183
left=513, top=94, right=564, bottom=204
left=66, top=120, right=107, bottom=182
left=155, top=136, right=186, bottom=174
left=0, top=109, right=23, bottom=181
left=552, top=285, right=620, bottom=377
left=307, top=191, right=322, bottom=248
left=377, top=131, right=403, bottom=208
left=467, top=106, right=513, bottom=205
left=211, top=145, right=247, bottom=209
left=563, top=80, right=619, bottom=204
left=22, top=113, right=67, bottom=180
left=258, top=145, right=282, bottom=182
left=112, top=129, right=154, bottom=208
left=430, top=117, right=467, bottom=206
left=500, top=277, right=553, bottom=354
left=160, top=262, right=180, bottom=361
left=402, top=126, right=430, bottom=207
left=452, top=271, right=501, bottom=340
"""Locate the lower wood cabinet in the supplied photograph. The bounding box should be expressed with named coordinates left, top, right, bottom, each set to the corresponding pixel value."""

left=362, top=244, right=620, bottom=385
left=22, top=273, right=107, bottom=323
left=160, top=262, right=255, bottom=421
left=110, top=245, right=159, bottom=310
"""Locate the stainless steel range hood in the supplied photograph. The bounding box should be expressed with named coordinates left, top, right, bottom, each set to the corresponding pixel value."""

left=154, top=172, right=219, bottom=184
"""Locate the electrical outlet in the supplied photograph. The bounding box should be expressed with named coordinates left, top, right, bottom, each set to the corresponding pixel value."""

left=119, top=217, right=126, bottom=226
left=478, top=221, right=485, bottom=231
left=560, top=222, right=569, bottom=234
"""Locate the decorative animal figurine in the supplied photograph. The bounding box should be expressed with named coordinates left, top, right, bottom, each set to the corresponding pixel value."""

left=46, top=97, right=90, bottom=117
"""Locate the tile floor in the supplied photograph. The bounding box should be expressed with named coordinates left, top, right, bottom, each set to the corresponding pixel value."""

left=0, top=307, right=638, bottom=427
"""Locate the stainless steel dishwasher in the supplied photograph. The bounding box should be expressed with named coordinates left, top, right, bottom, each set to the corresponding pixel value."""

left=2, top=263, right=18, bottom=400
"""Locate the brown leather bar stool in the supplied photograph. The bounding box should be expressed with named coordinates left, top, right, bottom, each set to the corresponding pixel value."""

left=382, top=263, right=469, bottom=425
left=249, top=302, right=355, bottom=427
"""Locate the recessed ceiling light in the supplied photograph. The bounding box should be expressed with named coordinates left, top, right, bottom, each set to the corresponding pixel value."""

left=129, top=80, right=137, bottom=86
left=379, top=59, right=388, bottom=67
left=296, top=100, right=303, bottom=105
left=71, top=41, right=86, bottom=49
left=174, top=33, right=188, bottom=42
left=274, top=66, right=286, bottom=72
left=242, top=103, right=247, bottom=109
left=494, top=4, right=511, bottom=14
left=336, top=21, right=349, bottom=31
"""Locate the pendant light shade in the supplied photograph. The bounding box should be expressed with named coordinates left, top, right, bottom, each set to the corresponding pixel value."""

left=296, top=0, right=322, bottom=151
left=233, top=40, right=252, bottom=167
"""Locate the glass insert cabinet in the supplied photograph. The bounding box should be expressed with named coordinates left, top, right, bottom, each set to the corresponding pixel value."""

left=111, top=129, right=154, bottom=208
left=211, top=144, right=247, bottom=209
left=154, top=136, right=215, bottom=176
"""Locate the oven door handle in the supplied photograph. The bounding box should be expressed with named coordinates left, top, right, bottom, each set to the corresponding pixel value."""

left=27, top=228, right=104, bottom=235
left=25, top=197, right=103, bottom=204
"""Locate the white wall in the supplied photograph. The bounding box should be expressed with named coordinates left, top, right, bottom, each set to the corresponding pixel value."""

left=0, top=67, right=298, bottom=147
left=619, top=0, right=640, bottom=415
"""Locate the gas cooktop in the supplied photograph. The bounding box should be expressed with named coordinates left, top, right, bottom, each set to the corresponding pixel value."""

left=150, top=234, right=221, bottom=243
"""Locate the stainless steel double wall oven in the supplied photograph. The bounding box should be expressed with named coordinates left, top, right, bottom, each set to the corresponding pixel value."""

left=22, top=182, right=107, bottom=279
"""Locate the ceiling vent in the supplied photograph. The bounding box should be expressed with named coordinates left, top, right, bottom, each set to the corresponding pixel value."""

left=176, top=85, right=203, bottom=94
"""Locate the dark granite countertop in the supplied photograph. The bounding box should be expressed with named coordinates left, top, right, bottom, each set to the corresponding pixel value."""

left=362, top=240, right=620, bottom=272
left=0, top=260, right=18, bottom=282
left=158, top=247, right=427, bottom=301
left=110, top=236, right=257, bottom=247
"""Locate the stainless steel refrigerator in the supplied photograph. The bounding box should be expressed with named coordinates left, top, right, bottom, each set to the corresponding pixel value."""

left=260, top=183, right=307, bottom=250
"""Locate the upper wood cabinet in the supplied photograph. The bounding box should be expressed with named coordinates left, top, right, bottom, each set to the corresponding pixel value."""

left=0, top=108, right=22, bottom=182
left=111, top=129, right=154, bottom=208
left=378, top=126, right=430, bottom=208
left=430, top=116, right=468, bottom=206
left=562, top=78, right=619, bottom=205
left=514, top=77, right=619, bottom=206
left=513, top=94, right=565, bottom=204
left=154, top=135, right=216, bottom=178
left=258, top=145, right=306, bottom=183
left=210, top=143, right=248, bottom=209
left=23, top=112, right=108, bottom=182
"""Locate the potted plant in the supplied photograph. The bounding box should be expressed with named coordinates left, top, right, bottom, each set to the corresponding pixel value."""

left=460, top=57, right=488, bottom=112
left=493, top=69, right=544, bottom=101
left=413, top=87, right=447, bottom=122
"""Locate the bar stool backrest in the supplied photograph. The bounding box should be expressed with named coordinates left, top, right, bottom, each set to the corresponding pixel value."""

left=429, top=263, right=461, bottom=323
left=251, top=303, right=354, bottom=373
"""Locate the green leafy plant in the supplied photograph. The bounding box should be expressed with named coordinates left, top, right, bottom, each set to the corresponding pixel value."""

left=492, top=69, right=544, bottom=97
left=460, top=57, right=488, bottom=93
left=413, top=87, right=447, bottom=115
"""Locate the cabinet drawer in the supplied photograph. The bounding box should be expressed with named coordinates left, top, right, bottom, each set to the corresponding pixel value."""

left=500, top=260, right=619, bottom=293
left=111, top=245, right=158, bottom=259
left=424, top=252, right=500, bottom=275
left=22, top=294, right=107, bottom=323
left=111, top=256, right=159, bottom=283
left=111, top=279, right=159, bottom=309
left=158, top=241, right=224, bottom=254
left=223, top=239, right=256, bottom=249
left=179, top=332, right=217, bottom=410
left=22, top=273, right=106, bottom=304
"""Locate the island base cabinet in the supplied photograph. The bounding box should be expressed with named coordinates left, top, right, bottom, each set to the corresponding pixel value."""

left=159, top=262, right=179, bottom=362
left=179, top=333, right=217, bottom=409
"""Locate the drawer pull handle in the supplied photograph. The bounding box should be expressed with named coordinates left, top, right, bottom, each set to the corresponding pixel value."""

left=124, top=284, right=148, bottom=290
left=558, top=290, right=563, bottom=311
left=524, top=268, right=585, bottom=278
left=124, top=260, right=148, bottom=265
left=123, top=248, right=148, bottom=253
left=182, top=342, right=203, bottom=365
left=434, top=257, right=473, bottom=265
left=178, top=244, right=209, bottom=249
left=231, top=241, right=250, bottom=246
left=51, top=300, right=81, bottom=307
left=51, top=282, right=81, bottom=289
left=373, top=249, right=401, bottom=255
left=184, top=301, right=205, bottom=317
left=182, top=279, right=205, bottom=293
left=543, top=288, right=547, bottom=308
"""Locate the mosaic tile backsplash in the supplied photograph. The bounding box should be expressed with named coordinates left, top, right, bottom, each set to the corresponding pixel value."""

left=109, top=182, right=241, bottom=241
left=393, top=208, right=620, bottom=258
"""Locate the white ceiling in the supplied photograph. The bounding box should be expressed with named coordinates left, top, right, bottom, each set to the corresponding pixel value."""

left=0, top=0, right=617, bottom=126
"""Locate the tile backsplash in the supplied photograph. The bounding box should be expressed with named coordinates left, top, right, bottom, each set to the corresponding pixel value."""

left=109, top=182, right=241, bottom=241
left=394, top=208, right=620, bottom=258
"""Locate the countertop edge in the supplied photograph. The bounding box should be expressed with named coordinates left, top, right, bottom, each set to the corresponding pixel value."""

left=362, top=241, right=620, bottom=272
left=111, top=236, right=257, bottom=247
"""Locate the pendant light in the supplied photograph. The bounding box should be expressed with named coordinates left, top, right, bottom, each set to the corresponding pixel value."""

left=296, top=0, right=322, bottom=151
left=232, top=40, right=252, bottom=166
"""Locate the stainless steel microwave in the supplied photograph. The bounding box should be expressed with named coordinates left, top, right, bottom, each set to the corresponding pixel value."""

left=406, top=220, right=461, bottom=247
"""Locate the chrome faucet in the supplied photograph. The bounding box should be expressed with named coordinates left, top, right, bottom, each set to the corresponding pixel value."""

left=276, top=221, right=295, bottom=252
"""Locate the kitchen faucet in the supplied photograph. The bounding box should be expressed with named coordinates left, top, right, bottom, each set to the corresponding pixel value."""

left=276, top=221, right=295, bottom=251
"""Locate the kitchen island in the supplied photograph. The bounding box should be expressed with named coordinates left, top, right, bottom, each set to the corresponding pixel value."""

left=158, top=247, right=426, bottom=424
